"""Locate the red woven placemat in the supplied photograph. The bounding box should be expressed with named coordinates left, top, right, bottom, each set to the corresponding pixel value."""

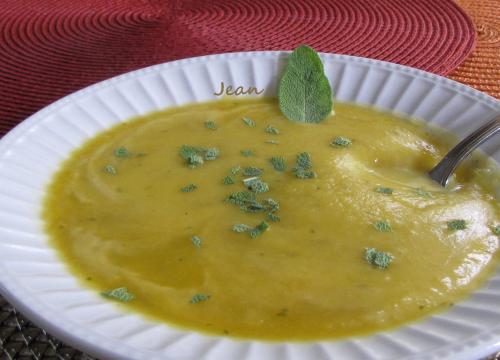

left=0, top=0, right=476, bottom=135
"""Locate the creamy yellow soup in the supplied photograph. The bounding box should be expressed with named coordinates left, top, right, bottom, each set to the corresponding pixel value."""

left=43, top=98, right=500, bottom=340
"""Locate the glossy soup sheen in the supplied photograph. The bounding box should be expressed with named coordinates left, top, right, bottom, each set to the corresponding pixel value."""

left=43, top=98, right=500, bottom=340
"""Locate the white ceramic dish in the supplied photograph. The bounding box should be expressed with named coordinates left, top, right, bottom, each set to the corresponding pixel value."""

left=0, top=52, right=499, bottom=360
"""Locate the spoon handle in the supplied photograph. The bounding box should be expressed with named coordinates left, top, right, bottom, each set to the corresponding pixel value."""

left=428, top=115, right=500, bottom=187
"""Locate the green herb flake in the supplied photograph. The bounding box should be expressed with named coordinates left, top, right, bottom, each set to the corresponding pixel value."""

left=375, top=187, right=393, bottom=195
left=241, top=149, right=254, bottom=157
left=223, top=176, right=235, bottom=185
left=296, top=152, right=312, bottom=169
left=250, top=221, right=270, bottom=238
left=227, top=191, right=257, bottom=206
left=188, top=154, right=204, bottom=167
left=294, top=168, right=316, bottom=179
left=373, top=220, right=392, bottom=232
left=243, top=167, right=263, bottom=176
left=278, top=45, right=333, bottom=123
left=190, top=293, right=210, bottom=304
left=232, top=224, right=253, bottom=233
left=265, top=140, right=280, bottom=145
left=179, top=145, right=198, bottom=159
left=493, top=225, right=500, bottom=235
left=181, top=183, right=197, bottom=192
left=270, top=156, right=286, bottom=171
left=448, top=219, right=467, bottom=231
left=243, top=177, right=269, bottom=194
left=204, top=147, right=220, bottom=161
left=242, top=117, right=256, bottom=127
left=293, top=152, right=316, bottom=179
left=416, top=188, right=433, bottom=198
left=101, top=287, right=135, bottom=302
left=204, top=120, right=217, bottom=130
left=191, top=236, right=202, bottom=248
left=265, top=125, right=280, bottom=135
left=179, top=145, right=204, bottom=168
left=104, top=164, right=117, bottom=175
left=267, top=213, right=281, bottom=222
left=330, top=136, right=352, bottom=148
left=227, top=191, right=268, bottom=213
left=264, top=198, right=280, bottom=213
left=114, top=147, right=131, bottom=158
left=230, top=165, right=241, bottom=175
left=179, top=145, right=219, bottom=167
left=364, top=248, right=393, bottom=269
left=233, top=221, right=270, bottom=238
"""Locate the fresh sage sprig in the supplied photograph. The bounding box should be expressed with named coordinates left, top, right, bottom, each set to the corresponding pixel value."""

left=278, top=45, right=333, bottom=123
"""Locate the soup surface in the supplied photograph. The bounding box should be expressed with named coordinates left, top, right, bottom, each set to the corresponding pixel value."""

left=44, top=98, right=500, bottom=340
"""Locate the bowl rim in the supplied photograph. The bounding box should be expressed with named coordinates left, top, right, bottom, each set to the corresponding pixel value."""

left=0, top=50, right=499, bottom=360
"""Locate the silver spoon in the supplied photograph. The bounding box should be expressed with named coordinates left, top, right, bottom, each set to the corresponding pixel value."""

left=428, top=114, right=500, bottom=187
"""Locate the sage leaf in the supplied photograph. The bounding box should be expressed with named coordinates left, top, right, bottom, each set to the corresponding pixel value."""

left=278, top=45, right=333, bottom=123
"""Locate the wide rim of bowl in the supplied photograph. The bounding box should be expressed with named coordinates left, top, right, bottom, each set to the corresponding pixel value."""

left=0, top=51, right=499, bottom=360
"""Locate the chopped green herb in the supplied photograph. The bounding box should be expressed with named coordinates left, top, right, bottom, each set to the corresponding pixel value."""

left=278, top=45, right=333, bottom=123
left=294, top=168, right=316, bottom=179
left=227, top=191, right=257, bottom=206
left=267, top=213, right=281, bottom=222
left=191, top=236, right=202, bottom=248
left=364, top=248, right=393, bottom=269
left=250, top=221, right=269, bottom=238
left=265, top=140, right=280, bottom=145
left=204, top=120, right=217, bottom=130
left=179, top=145, right=204, bottom=168
left=204, top=147, right=219, bottom=161
left=232, top=224, right=253, bottom=233
left=181, top=183, right=197, bottom=192
left=265, top=125, right=280, bottom=135
left=375, top=187, right=393, bottom=195
left=188, top=154, right=204, bottom=167
left=448, top=219, right=467, bottom=231
left=293, top=152, right=316, bottom=179
left=242, top=117, right=256, bottom=127
left=416, top=188, right=433, bottom=198
left=233, top=221, right=270, bottom=238
left=264, top=198, right=280, bottom=213
left=494, top=225, right=500, bottom=235
left=243, top=167, right=263, bottom=176
left=190, top=293, right=210, bottom=304
left=373, top=220, right=392, bottom=232
left=241, top=149, right=254, bottom=157
left=230, top=165, right=241, bottom=175
left=330, top=136, right=352, bottom=148
left=270, top=156, right=286, bottom=171
left=114, top=147, right=131, bottom=158
left=101, top=287, right=135, bottom=302
left=104, top=164, right=117, bottom=175
left=179, top=145, right=199, bottom=159
left=243, top=177, right=269, bottom=193
left=296, top=152, right=312, bottom=169
left=180, top=145, right=219, bottom=167
left=223, top=176, right=235, bottom=185
left=227, top=191, right=268, bottom=213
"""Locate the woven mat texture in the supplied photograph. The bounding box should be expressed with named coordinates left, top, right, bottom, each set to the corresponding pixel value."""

left=0, top=0, right=498, bottom=359
left=0, top=0, right=477, bottom=136
left=448, top=0, right=500, bottom=99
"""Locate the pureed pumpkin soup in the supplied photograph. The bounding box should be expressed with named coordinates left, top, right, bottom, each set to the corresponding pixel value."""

left=43, top=47, right=500, bottom=340
left=43, top=98, right=500, bottom=340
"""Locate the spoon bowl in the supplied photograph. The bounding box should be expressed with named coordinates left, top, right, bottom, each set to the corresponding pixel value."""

left=428, top=114, right=500, bottom=186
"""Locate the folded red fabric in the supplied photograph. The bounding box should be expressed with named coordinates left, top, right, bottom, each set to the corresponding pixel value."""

left=0, top=0, right=476, bottom=136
